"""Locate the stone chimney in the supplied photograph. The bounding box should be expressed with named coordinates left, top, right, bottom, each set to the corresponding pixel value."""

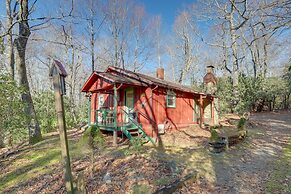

left=203, top=65, right=217, bottom=94
left=156, top=68, right=164, bottom=80
left=206, top=65, right=214, bottom=74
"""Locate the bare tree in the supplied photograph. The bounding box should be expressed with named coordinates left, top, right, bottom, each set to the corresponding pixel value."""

left=154, top=15, right=162, bottom=68
left=14, top=0, right=42, bottom=143
left=239, top=0, right=290, bottom=79
left=192, top=0, right=249, bottom=109
left=89, top=0, right=96, bottom=72
left=172, top=11, right=197, bottom=84
left=129, top=5, right=156, bottom=72
left=224, top=0, right=249, bottom=107
left=6, top=0, right=15, bottom=79
left=103, top=0, right=133, bottom=68
left=76, top=0, right=104, bottom=72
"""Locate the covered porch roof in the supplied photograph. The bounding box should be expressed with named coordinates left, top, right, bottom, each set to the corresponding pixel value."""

left=81, top=71, right=148, bottom=93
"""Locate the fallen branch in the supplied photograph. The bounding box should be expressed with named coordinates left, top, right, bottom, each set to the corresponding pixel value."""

left=153, top=171, right=197, bottom=194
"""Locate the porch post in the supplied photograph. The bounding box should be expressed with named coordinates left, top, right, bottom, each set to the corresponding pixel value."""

left=199, top=95, right=204, bottom=128
left=88, top=94, right=92, bottom=126
left=211, top=96, right=215, bottom=126
left=113, top=84, right=117, bottom=146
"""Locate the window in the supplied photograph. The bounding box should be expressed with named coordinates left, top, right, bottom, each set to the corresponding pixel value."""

left=166, top=91, right=176, bottom=108
left=98, top=94, right=104, bottom=109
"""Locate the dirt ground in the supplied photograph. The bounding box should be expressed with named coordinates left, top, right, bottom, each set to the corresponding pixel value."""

left=201, top=110, right=291, bottom=193
left=0, top=111, right=290, bottom=193
left=153, top=111, right=290, bottom=193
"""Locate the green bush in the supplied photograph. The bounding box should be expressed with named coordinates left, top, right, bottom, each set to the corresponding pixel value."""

left=0, top=74, right=28, bottom=145
left=79, top=125, right=105, bottom=149
left=33, top=91, right=57, bottom=133
left=217, top=74, right=291, bottom=113
left=122, top=136, right=145, bottom=156
left=34, top=91, right=88, bottom=133
left=131, top=136, right=144, bottom=153
left=210, top=129, right=219, bottom=142
left=237, top=117, right=246, bottom=131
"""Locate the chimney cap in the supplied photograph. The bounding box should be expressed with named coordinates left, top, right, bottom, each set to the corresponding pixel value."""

left=207, top=65, right=215, bottom=68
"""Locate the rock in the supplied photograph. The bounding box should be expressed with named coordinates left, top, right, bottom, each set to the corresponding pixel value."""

left=103, top=172, right=111, bottom=184
left=167, top=160, right=179, bottom=174
left=130, top=174, right=145, bottom=182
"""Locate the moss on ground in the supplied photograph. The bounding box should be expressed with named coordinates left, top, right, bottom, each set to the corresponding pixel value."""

left=0, top=131, right=90, bottom=192
left=265, top=139, right=291, bottom=193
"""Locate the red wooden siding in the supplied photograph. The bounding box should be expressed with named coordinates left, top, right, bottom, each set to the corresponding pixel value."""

left=152, top=89, right=199, bottom=130
left=90, top=87, right=212, bottom=133
left=135, top=87, right=156, bottom=137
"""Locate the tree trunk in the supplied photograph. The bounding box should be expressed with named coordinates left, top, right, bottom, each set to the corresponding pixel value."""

left=69, top=45, right=77, bottom=124
left=287, top=93, right=290, bottom=109
left=178, top=32, right=191, bottom=84
left=229, top=2, right=239, bottom=111
left=90, top=16, right=95, bottom=72
left=133, top=35, right=139, bottom=72
left=272, top=96, right=276, bottom=110
left=0, top=133, right=5, bottom=148
left=269, top=101, right=272, bottom=111
left=262, top=36, right=268, bottom=78
left=14, top=0, right=42, bottom=144
left=6, top=0, right=15, bottom=79
left=114, top=27, right=119, bottom=67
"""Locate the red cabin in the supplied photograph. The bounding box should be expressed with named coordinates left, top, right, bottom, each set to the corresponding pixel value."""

left=81, top=66, right=217, bottom=144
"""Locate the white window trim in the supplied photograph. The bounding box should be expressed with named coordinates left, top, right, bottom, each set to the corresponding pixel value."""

left=98, top=94, right=104, bottom=109
left=166, top=90, right=176, bottom=108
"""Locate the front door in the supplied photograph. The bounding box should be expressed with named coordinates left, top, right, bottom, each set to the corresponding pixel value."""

left=124, top=88, right=135, bottom=123
left=193, top=99, right=200, bottom=123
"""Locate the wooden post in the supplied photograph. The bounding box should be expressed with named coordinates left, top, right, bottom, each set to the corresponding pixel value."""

left=199, top=95, right=204, bottom=128
left=211, top=97, right=215, bottom=126
left=88, top=94, right=92, bottom=126
left=113, top=84, right=117, bottom=146
left=50, top=60, right=74, bottom=193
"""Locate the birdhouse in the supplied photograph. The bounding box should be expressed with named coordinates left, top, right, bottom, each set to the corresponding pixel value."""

left=49, top=59, right=68, bottom=95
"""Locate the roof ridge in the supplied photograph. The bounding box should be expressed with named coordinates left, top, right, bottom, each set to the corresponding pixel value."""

left=107, top=66, right=153, bottom=85
left=106, top=65, right=205, bottom=95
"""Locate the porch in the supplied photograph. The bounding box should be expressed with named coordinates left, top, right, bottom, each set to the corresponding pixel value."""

left=88, top=96, right=155, bottom=146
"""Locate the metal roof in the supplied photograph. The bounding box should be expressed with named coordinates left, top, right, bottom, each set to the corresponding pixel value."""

left=82, top=65, right=211, bottom=96
left=106, top=66, right=207, bottom=95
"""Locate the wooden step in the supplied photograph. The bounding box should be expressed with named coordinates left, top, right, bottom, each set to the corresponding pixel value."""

left=129, top=131, right=142, bottom=136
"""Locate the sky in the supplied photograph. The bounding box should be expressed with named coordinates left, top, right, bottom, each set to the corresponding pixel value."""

left=0, top=0, right=289, bottom=80
left=0, top=0, right=196, bottom=32
left=139, top=0, right=195, bottom=32
left=0, top=0, right=198, bottom=68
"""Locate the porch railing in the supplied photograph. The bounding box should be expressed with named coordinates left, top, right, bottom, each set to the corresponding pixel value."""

left=94, top=108, right=155, bottom=145
left=95, top=109, right=115, bottom=125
